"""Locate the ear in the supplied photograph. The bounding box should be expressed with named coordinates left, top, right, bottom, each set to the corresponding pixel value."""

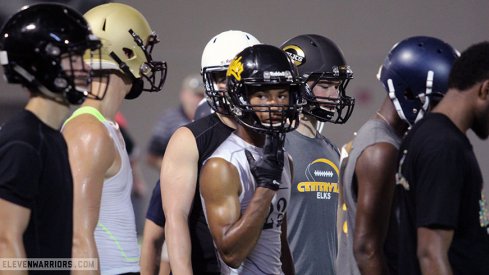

left=479, top=79, right=489, bottom=100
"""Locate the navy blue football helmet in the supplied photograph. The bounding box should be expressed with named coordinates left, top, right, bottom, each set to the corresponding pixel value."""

left=377, top=36, right=459, bottom=125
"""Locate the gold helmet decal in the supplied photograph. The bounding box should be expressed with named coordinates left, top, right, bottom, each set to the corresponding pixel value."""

left=227, top=56, right=244, bottom=81
left=282, top=45, right=305, bottom=67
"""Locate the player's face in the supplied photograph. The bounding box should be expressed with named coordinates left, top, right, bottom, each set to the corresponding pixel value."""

left=61, top=53, right=91, bottom=93
left=214, top=71, right=226, bottom=92
left=472, top=83, right=489, bottom=139
left=249, top=86, right=290, bottom=127
left=308, top=79, right=340, bottom=111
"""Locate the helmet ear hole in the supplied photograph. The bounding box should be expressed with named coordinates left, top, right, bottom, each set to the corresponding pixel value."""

left=404, top=88, right=416, bottom=100
left=123, top=48, right=134, bottom=59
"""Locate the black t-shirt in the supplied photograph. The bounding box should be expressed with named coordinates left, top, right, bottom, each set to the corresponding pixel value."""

left=145, top=113, right=233, bottom=273
left=146, top=180, right=165, bottom=227
left=397, top=113, right=489, bottom=275
left=0, top=110, right=73, bottom=262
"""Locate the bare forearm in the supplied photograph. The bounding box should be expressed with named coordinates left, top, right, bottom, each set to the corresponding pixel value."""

left=0, top=236, right=26, bottom=258
left=0, top=239, right=27, bottom=275
left=72, top=235, right=100, bottom=275
left=140, top=241, right=162, bottom=275
left=165, top=220, right=193, bottom=275
left=419, top=254, right=453, bottom=275
left=218, top=188, right=275, bottom=266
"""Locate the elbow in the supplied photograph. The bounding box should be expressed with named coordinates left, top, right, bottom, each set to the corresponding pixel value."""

left=353, top=239, right=381, bottom=267
left=220, top=253, right=243, bottom=269
left=218, top=246, right=245, bottom=269
left=0, top=232, right=20, bottom=251
left=72, top=229, right=95, bottom=253
left=417, top=244, right=444, bottom=268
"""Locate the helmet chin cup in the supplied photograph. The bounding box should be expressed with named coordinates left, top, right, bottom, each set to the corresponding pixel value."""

left=125, top=78, right=144, bottom=99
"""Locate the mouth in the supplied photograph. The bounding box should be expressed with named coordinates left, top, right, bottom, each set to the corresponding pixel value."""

left=262, top=117, right=283, bottom=127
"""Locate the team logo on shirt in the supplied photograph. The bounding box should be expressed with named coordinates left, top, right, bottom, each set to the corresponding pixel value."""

left=297, top=158, right=339, bottom=200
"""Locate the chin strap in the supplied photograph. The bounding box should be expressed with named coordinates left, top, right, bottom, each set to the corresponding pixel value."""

left=13, top=64, right=74, bottom=105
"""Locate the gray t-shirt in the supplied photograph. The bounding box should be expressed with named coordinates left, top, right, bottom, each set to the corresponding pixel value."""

left=336, top=119, right=400, bottom=275
left=285, top=130, right=340, bottom=275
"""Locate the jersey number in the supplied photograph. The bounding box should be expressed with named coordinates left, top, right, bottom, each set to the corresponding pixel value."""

left=263, top=197, right=287, bottom=229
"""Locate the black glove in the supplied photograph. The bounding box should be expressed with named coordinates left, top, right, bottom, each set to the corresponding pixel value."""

left=245, top=133, right=285, bottom=191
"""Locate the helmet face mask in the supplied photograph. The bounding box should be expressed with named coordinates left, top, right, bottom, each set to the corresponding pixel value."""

left=200, top=30, right=260, bottom=115
left=127, top=29, right=167, bottom=94
left=201, top=66, right=229, bottom=113
left=281, top=34, right=355, bottom=124
left=0, top=3, right=103, bottom=105
left=226, top=44, right=304, bottom=135
left=304, top=70, right=354, bottom=123
left=84, top=3, right=167, bottom=100
left=377, top=36, right=459, bottom=125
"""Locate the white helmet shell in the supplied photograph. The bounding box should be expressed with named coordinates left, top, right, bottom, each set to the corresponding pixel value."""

left=201, top=30, right=260, bottom=71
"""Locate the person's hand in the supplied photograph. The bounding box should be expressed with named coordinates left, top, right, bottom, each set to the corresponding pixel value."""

left=245, top=133, right=285, bottom=191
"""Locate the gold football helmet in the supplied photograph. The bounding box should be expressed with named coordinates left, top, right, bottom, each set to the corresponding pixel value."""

left=84, top=3, right=167, bottom=99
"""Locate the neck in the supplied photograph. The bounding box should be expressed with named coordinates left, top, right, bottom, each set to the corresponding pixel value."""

left=296, top=114, right=318, bottom=138
left=432, top=88, right=472, bottom=134
left=376, top=96, right=408, bottom=137
left=25, top=96, right=69, bottom=130
left=217, top=113, right=238, bottom=129
left=84, top=75, right=129, bottom=121
left=236, top=125, right=265, bottom=147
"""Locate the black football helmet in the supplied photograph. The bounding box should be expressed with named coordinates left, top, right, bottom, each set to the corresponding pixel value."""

left=281, top=34, right=354, bottom=124
left=226, top=44, right=304, bottom=134
left=378, top=36, right=459, bottom=126
left=0, top=3, right=102, bottom=105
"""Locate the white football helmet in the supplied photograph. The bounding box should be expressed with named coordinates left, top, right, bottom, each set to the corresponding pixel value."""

left=201, top=30, right=260, bottom=114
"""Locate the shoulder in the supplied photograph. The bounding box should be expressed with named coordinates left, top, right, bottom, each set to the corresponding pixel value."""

left=0, top=111, right=52, bottom=152
left=186, top=114, right=224, bottom=134
left=62, top=114, right=115, bottom=157
left=356, top=142, right=398, bottom=176
left=201, top=157, right=240, bottom=193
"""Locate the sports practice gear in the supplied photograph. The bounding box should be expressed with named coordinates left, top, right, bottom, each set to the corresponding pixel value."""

left=245, top=134, right=285, bottom=191
left=281, top=34, right=354, bottom=123
left=377, top=36, right=459, bottom=125
left=226, top=44, right=304, bottom=134
left=0, top=3, right=102, bottom=105
left=201, top=30, right=260, bottom=114
left=84, top=2, right=167, bottom=99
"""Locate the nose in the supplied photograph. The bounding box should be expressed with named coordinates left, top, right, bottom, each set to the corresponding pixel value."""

left=216, top=82, right=226, bottom=91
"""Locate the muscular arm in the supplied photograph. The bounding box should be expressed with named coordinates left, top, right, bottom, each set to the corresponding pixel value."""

left=140, top=219, right=165, bottom=275
left=63, top=115, right=116, bottom=274
left=200, top=158, right=275, bottom=268
left=417, top=227, right=454, bottom=275
left=353, top=143, right=398, bottom=275
left=160, top=127, right=198, bottom=275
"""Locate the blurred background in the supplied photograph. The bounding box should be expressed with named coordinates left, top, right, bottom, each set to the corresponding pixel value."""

left=1, top=0, right=488, bottom=233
